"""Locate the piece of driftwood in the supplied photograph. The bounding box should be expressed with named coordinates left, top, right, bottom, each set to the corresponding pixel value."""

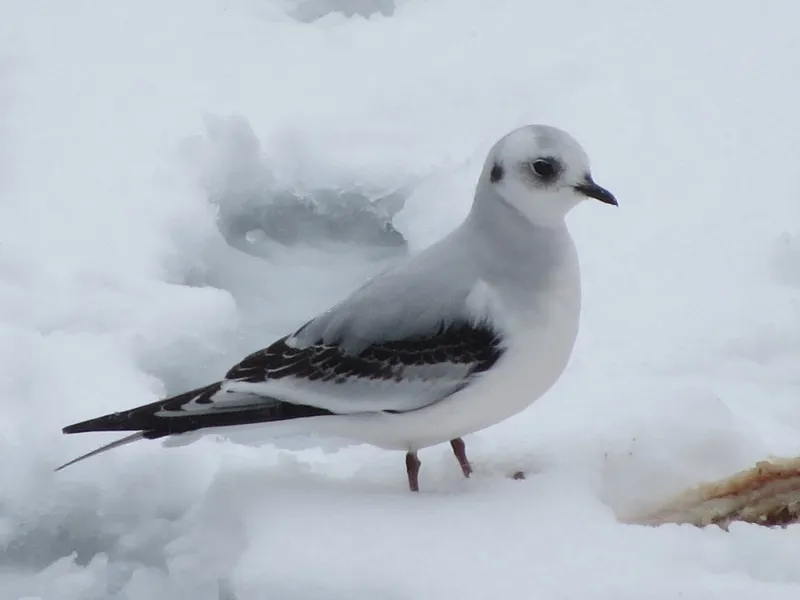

left=626, top=457, right=800, bottom=529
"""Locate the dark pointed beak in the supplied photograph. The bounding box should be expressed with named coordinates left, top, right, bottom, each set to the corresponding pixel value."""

left=573, top=177, right=618, bottom=206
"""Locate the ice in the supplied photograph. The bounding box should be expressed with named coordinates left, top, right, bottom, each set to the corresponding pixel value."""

left=2, top=0, right=800, bottom=598
left=284, top=0, right=398, bottom=22
left=182, top=113, right=409, bottom=261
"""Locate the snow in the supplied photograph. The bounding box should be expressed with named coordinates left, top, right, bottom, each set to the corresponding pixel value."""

left=1, top=0, right=800, bottom=598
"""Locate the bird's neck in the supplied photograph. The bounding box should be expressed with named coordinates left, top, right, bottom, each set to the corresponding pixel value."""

left=462, top=187, right=579, bottom=316
left=465, top=188, right=571, bottom=256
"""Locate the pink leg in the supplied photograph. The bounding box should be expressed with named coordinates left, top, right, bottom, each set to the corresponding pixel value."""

left=406, top=451, right=421, bottom=492
left=450, top=438, right=473, bottom=478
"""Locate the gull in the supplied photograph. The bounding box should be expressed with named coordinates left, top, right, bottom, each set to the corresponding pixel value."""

left=57, top=124, right=617, bottom=491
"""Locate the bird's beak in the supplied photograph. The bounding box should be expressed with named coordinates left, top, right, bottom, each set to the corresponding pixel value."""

left=573, top=177, right=618, bottom=206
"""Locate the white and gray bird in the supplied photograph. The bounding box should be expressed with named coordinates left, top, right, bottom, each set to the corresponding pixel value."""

left=57, top=124, right=617, bottom=491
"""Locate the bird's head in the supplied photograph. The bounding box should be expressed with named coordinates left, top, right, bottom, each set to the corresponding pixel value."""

left=478, top=124, right=617, bottom=227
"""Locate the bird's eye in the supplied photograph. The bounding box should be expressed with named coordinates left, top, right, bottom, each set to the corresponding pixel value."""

left=531, top=159, right=556, bottom=180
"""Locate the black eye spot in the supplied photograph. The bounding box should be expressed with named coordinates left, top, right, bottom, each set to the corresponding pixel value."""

left=531, top=159, right=557, bottom=181
left=490, top=162, right=504, bottom=183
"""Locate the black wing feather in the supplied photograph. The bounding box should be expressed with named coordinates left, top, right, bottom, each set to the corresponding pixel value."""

left=225, top=321, right=504, bottom=385
left=61, top=321, right=504, bottom=439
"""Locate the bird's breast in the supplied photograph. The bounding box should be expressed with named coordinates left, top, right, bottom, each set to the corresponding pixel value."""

left=489, top=232, right=582, bottom=410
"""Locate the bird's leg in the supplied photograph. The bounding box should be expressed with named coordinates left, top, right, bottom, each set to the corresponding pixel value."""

left=450, top=438, right=473, bottom=478
left=405, top=451, right=421, bottom=492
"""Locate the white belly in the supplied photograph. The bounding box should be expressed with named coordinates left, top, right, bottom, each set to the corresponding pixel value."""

left=316, top=234, right=583, bottom=451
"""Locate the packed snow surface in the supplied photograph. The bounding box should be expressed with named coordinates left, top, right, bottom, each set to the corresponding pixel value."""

left=2, top=1, right=800, bottom=598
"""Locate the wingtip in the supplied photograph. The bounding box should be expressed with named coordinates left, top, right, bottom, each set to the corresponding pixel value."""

left=60, top=410, right=131, bottom=435
left=62, top=421, right=94, bottom=434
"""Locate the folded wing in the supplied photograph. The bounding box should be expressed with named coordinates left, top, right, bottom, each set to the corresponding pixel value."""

left=62, top=320, right=505, bottom=438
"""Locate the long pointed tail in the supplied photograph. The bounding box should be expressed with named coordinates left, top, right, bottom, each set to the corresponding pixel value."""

left=54, top=431, right=146, bottom=472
